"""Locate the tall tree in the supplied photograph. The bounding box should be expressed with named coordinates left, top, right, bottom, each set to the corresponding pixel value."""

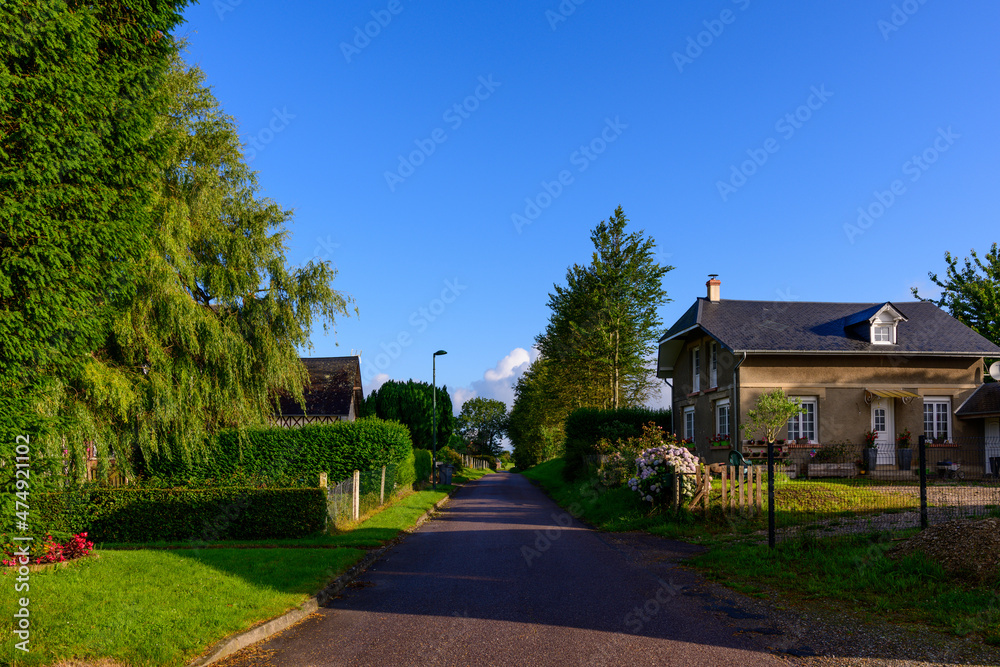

left=912, top=244, right=1000, bottom=371
left=1, top=1, right=189, bottom=477
left=508, top=357, right=567, bottom=469
left=536, top=206, right=672, bottom=409
left=26, top=55, right=355, bottom=476
left=362, top=380, right=454, bottom=450
left=456, top=397, right=508, bottom=458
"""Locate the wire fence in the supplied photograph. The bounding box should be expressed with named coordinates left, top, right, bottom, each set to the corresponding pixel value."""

left=649, top=436, right=1000, bottom=545
left=325, top=462, right=403, bottom=528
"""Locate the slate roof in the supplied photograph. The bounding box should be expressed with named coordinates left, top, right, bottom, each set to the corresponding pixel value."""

left=277, top=356, right=363, bottom=417
left=660, top=299, right=1000, bottom=356
left=956, top=383, right=1000, bottom=418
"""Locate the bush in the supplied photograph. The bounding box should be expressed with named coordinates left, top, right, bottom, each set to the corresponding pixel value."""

left=140, top=417, right=413, bottom=486
left=563, top=407, right=673, bottom=479
left=413, top=449, right=432, bottom=485
left=30, top=487, right=326, bottom=543
left=438, top=446, right=464, bottom=471
left=626, top=424, right=699, bottom=506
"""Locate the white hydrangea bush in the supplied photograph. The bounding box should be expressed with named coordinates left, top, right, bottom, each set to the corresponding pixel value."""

left=627, top=443, right=700, bottom=506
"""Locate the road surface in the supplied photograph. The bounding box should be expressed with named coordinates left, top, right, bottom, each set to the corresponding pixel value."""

left=217, top=471, right=802, bottom=666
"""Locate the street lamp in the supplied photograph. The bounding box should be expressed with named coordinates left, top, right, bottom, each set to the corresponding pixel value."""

left=432, top=350, right=447, bottom=490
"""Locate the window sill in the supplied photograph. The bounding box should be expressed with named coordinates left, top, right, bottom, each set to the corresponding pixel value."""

left=928, top=443, right=958, bottom=448
left=687, top=391, right=701, bottom=397
left=710, top=445, right=732, bottom=450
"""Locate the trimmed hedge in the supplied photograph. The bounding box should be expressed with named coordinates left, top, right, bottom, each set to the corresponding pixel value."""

left=563, top=407, right=673, bottom=479
left=33, top=487, right=326, bottom=543
left=142, top=417, right=413, bottom=486
left=414, top=448, right=432, bottom=484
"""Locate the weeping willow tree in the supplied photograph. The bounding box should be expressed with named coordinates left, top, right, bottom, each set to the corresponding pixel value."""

left=33, top=54, right=355, bottom=479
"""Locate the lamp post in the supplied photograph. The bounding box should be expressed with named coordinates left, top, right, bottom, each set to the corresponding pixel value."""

left=432, top=350, right=447, bottom=490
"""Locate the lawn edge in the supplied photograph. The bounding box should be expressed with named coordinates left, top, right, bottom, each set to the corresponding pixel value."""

left=185, top=479, right=467, bottom=667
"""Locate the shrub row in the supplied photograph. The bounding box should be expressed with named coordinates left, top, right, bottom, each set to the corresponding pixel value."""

left=563, top=407, right=673, bottom=479
left=32, top=487, right=326, bottom=543
left=141, top=417, right=413, bottom=486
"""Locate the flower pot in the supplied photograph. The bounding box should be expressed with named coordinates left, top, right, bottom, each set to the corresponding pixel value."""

left=896, top=448, right=912, bottom=471
left=795, top=438, right=808, bottom=445
left=862, top=447, right=877, bottom=473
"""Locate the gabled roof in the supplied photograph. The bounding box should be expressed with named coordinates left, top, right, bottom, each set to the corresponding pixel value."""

left=277, top=356, right=363, bottom=417
left=660, top=299, right=1000, bottom=356
left=956, top=383, right=1000, bottom=419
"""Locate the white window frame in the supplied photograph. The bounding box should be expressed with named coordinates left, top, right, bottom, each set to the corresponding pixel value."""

left=709, top=342, right=718, bottom=388
left=872, top=325, right=892, bottom=344
left=716, top=399, right=731, bottom=439
left=691, top=347, right=701, bottom=393
left=684, top=406, right=696, bottom=442
left=786, top=397, right=818, bottom=443
left=923, top=397, right=952, bottom=441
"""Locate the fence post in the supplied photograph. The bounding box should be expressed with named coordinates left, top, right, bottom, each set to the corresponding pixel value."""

left=672, top=468, right=680, bottom=511
left=352, top=470, right=360, bottom=522
left=767, top=440, right=775, bottom=549
left=919, top=435, right=928, bottom=530
left=380, top=465, right=386, bottom=505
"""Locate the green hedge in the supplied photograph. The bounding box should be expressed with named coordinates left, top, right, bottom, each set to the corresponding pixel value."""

left=414, top=449, right=432, bottom=484
left=563, top=407, right=673, bottom=479
left=142, top=417, right=413, bottom=486
left=32, top=487, right=326, bottom=543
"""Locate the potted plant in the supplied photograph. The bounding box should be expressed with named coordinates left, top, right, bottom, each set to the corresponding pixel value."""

left=742, top=389, right=806, bottom=461
left=708, top=433, right=731, bottom=449
left=862, top=429, right=878, bottom=473
left=896, top=428, right=912, bottom=471
left=795, top=437, right=809, bottom=445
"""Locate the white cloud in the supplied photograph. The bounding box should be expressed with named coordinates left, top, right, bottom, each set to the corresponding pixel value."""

left=453, top=347, right=536, bottom=411
left=365, top=373, right=390, bottom=397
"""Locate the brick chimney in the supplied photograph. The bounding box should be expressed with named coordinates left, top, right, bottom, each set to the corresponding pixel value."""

left=706, top=274, right=721, bottom=302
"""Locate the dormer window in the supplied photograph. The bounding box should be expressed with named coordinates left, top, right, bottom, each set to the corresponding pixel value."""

left=873, top=325, right=892, bottom=344
left=870, top=308, right=902, bottom=344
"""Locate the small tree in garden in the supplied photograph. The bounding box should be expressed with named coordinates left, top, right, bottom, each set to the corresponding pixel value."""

left=625, top=423, right=700, bottom=505
left=742, top=389, right=804, bottom=444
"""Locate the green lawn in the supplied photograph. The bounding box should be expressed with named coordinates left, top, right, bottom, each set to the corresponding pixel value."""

left=1, top=469, right=490, bottom=665
left=0, top=548, right=365, bottom=666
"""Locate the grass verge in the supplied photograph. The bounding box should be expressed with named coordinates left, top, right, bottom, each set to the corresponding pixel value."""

left=687, top=530, right=1000, bottom=645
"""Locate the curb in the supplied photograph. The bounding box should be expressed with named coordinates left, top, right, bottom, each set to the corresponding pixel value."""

left=186, top=483, right=463, bottom=667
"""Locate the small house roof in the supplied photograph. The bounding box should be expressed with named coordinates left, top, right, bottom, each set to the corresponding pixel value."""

left=277, top=356, right=363, bottom=417
left=956, top=383, right=1000, bottom=419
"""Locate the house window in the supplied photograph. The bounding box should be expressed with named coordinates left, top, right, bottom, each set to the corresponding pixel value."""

left=710, top=342, right=718, bottom=388
left=691, top=347, right=701, bottom=392
left=716, top=399, right=730, bottom=439
left=873, top=325, right=892, bottom=344
left=684, top=407, right=695, bottom=442
left=786, top=398, right=817, bottom=442
left=923, top=397, right=951, bottom=441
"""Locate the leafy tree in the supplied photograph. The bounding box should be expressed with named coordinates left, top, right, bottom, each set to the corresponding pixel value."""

left=456, top=397, right=508, bottom=458
left=912, top=244, right=1000, bottom=376
left=21, top=55, right=355, bottom=478
left=742, top=389, right=804, bottom=444
left=1, top=1, right=189, bottom=485
left=362, top=380, right=453, bottom=450
left=536, top=206, right=672, bottom=409
left=508, top=357, right=567, bottom=469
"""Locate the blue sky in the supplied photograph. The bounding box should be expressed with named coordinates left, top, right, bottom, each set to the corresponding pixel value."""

left=177, top=0, right=999, bottom=412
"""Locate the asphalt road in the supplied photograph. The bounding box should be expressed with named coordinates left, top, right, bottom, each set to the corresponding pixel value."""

left=217, top=472, right=802, bottom=666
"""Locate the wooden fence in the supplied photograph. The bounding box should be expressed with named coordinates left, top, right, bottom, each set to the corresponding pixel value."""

left=689, top=463, right=764, bottom=514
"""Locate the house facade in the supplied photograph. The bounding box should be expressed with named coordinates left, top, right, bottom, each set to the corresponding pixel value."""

left=657, top=277, right=1000, bottom=470
left=274, top=356, right=364, bottom=427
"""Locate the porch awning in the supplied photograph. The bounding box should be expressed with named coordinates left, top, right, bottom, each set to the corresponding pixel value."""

left=866, top=389, right=920, bottom=399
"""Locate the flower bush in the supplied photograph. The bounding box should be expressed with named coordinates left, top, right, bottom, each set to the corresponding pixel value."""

left=597, top=451, right=636, bottom=488
left=2, top=532, right=95, bottom=567
left=626, top=424, right=701, bottom=506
